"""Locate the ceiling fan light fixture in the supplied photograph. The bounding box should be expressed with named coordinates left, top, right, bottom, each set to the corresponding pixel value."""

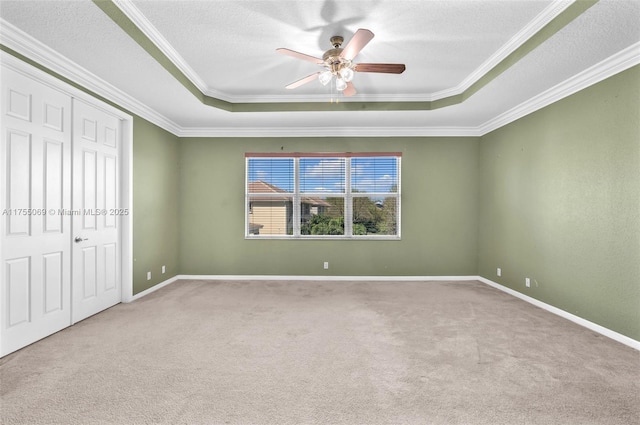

left=279, top=29, right=405, bottom=97
left=339, top=67, right=354, bottom=82
left=335, top=77, right=348, bottom=91
left=319, top=70, right=332, bottom=86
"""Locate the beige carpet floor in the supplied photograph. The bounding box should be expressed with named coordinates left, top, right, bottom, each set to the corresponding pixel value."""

left=1, top=279, right=638, bottom=424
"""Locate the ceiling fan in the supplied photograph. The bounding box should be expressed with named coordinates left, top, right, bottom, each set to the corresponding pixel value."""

left=276, top=29, right=406, bottom=97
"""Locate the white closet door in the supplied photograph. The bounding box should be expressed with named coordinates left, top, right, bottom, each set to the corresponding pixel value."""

left=71, top=99, right=121, bottom=323
left=0, top=67, right=72, bottom=356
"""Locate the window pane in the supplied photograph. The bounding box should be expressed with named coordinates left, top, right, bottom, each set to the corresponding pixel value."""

left=351, top=157, right=398, bottom=193
left=246, top=153, right=400, bottom=239
left=248, top=196, right=293, bottom=235
left=352, top=196, right=398, bottom=235
left=300, top=158, right=345, bottom=193
left=247, top=158, right=294, bottom=193
left=300, top=196, right=345, bottom=236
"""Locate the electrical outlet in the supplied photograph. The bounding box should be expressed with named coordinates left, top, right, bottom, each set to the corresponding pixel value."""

left=323, top=261, right=329, bottom=270
left=497, top=267, right=501, bottom=277
left=525, top=277, right=530, bottom=288
left=162, top=265, right=166, bottom=274
left=147, top=271, right=151, bottom=281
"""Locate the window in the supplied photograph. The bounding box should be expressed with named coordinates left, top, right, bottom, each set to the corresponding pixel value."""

left=246, top=152, right=401, bottom=239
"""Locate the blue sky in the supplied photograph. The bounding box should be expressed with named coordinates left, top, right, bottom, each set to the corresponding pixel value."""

left=248, top=157, right=398, bottom=194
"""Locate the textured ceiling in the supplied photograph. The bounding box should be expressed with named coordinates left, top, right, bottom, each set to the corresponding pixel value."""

left=0, top=0, right=638, bottom=135
left=129, top=0, right=553, bottom=99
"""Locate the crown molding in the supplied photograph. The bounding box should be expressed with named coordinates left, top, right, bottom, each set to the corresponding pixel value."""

left=175, top=126, right=483, bottom=138
left=0, top=51, right=132, bottom=121
left=431, top=0, right=574, bottom=101
left=0, top=18, right=182, bottom=136
left=111, top=0, right=574, bottom=104
left=478, top=41, right=640, bottom=136
left=111, top=0, right=215, bottom=98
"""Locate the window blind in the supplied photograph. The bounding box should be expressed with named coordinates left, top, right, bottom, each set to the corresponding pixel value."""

left=246, top=153, right=401, bottom=239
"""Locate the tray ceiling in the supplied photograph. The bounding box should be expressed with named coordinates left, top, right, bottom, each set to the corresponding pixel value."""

left=0, top=0, right=638, bottom=136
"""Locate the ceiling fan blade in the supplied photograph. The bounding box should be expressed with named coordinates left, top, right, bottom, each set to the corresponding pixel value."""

left=340, top=28, right=374, bottom=60
left=354, top=63, right=406, bottom=74
left=343, top=81, right=357, bottom=97
left=285, top=72, right=321, bottom=89
left=276, top=48, right=323, bottom=64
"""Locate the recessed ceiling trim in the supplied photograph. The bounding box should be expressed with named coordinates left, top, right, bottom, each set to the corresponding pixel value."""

left=430, top=0, right=575, bottom=102
left=94, top=0, right=598, bottom=113
left=112, top=0, right=213, bottom=98
left=113, top=0, right=576, bottom=104
left=182, top=44, right=640, bottom=138
left=91, top=0, right=233, bottom=112
left=479, top=41, right=640, bottom=136
left=177, top=126, right=484, bottom=138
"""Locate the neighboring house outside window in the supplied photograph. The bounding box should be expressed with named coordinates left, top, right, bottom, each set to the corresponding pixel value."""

left=245, top=153, right=401, bottom=239
left=247, top=180, right=330, bottom=235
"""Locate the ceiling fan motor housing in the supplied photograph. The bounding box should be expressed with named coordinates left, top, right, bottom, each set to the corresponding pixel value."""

left=330, top=36, right=344, bottom=48
left=323, top=36, right=351, bottom=72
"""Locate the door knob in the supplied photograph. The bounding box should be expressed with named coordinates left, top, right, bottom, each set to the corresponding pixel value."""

left=74, top=236, right=88, bottom=243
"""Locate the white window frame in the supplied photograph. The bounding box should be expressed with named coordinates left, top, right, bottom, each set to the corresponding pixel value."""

left=245, top=152, right=401, bottom=240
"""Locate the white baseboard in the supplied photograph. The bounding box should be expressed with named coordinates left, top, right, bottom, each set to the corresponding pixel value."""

left=130, top=274, right=639, bottom=351
left=175, top=274, right=478, bottom=282
left=477, top=276, right=639, bottom=351
left=125, top=275, right=180, bottom=302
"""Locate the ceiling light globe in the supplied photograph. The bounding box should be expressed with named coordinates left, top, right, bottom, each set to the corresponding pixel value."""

left=319, top=71, right=332, bottom=86
left=340, top=67, right=354, bottom=82
left=335, top=77, right=347, bottom=91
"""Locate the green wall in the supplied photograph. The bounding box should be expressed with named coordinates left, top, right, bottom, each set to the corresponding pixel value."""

left=132, top=118, right=180, bottom=294
left=477, top=65, right=640, bottom=340
left=178, top=137, right=479, bottom=276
